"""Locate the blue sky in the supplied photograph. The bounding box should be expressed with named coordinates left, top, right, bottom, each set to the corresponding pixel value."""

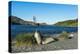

left=9, top=1, right=78, bottom=24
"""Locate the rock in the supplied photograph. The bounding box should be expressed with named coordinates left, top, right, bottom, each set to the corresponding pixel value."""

left=68, top=33, right=74, bottom=38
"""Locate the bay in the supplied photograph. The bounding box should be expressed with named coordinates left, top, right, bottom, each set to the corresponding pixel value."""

left=11, top=25, right=77, bottom=37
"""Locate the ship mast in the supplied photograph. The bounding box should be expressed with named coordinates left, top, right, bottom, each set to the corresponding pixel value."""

left=33, top=16, right=36, bottom=25
left=33, top=16, right=42, bottom=45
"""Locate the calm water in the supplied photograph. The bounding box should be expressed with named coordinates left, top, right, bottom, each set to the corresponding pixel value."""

left=11, top=25, right=77, bottom=37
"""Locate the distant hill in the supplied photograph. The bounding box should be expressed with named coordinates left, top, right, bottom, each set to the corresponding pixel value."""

left=54, top=19, right=78, bottom=27
left=9, top=16, right=47, bottom=25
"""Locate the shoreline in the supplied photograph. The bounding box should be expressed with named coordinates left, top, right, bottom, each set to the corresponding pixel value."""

left=11, top=32, right=78, bottom=53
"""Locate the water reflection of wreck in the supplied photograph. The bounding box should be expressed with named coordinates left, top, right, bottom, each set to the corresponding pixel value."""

left=33, top=16, right=54, bottom=45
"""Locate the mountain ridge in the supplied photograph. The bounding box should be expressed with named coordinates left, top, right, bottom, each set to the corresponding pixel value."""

left=53, top=19, right=78, bottom=27
left=9, top=16, right=78, bottom=27
left=9, top=16, right=47, bottom=25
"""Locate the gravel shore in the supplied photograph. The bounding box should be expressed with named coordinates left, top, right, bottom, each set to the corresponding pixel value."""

left=11, top=33, right=78, bottom=53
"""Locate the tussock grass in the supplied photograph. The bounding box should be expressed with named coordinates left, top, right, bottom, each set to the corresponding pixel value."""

left=15, top=33, right=37, bottom=47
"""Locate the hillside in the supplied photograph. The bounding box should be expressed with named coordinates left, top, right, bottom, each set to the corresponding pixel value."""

left=54, top=19, right=78, bottom=27
left=9, top=16, right=47, bottom=25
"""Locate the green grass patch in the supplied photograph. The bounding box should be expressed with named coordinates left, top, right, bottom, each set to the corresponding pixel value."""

left=15, top=33, right=37, bottom=47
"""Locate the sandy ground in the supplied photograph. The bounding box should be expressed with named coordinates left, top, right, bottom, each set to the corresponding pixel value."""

left=11, top=33, right=78, bottom=53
